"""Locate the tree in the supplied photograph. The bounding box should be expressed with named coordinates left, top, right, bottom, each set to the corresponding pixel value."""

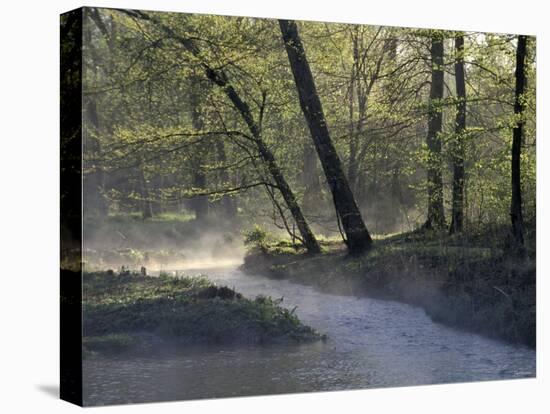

left=449, top=34, right=466, bottom=234
left=123, top=11, right=321, bottom=253
left=279, top=19, right=373, bottom=254
left=510, top=35, right=527, bottom=248
left=424, top=33, right=446, bottom=229
left=83, top=9, right=536, bottom=245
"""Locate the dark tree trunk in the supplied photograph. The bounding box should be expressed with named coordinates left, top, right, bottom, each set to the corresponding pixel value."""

left=510, top=35, right=527, bottom=247
left=123, top=10, right=320, bottom=253
left=279, top=19, right=372, bottom=254
left=424, top=35, right=446, bottom=229
left=449, top=34, right=466, bottom=234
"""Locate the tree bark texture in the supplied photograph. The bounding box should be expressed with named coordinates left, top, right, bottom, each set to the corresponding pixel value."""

left=450, top=34, right=466, bottom=234
left=279, top=19, right=372, bottom=254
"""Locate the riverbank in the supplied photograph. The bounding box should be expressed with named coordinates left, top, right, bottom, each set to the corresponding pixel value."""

left=242, top=228, right=535, bottom=348
left=83, top=271, right=324, bottom=356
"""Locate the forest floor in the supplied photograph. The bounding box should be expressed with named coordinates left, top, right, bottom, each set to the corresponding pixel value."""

left=83, top=271, right=324, bottom=357
left=242, top=225, right=536, bottom=348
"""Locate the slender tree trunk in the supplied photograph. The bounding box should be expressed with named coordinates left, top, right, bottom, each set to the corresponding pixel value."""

left=450, top=34, right=466, bottom=234
left=279, top=19, right=372, bottom=254
left=510, top=35, right=527, bottom=248
left=424, top=35, right=446, bottom=229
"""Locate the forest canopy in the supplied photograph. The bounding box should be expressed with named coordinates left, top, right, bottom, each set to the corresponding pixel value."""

left=79, top=8, right=536, bottom=255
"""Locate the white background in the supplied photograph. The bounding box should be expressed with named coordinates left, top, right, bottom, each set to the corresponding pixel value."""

left=0, top=0, right=547, bottom=412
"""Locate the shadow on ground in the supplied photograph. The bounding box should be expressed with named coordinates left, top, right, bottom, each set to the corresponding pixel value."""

left=36, top=384, right=59, bottom=399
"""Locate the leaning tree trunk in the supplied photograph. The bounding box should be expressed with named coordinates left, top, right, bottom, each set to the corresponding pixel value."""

left=449, top=34, right=466, bottom=234
left=279, top=19, right=372, bottom=254
left=424, top=34, right=446, bottom=229
left=510, top=35, right=527, bottom=248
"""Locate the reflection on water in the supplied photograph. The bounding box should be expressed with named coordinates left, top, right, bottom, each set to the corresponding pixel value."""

left=83, top=267, right=535, bottom=406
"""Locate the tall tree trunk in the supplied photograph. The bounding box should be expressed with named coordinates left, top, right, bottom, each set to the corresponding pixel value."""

left=424, top=34, right=446, bottom=229
left=450, top=34, right=466, bottom=234
left=279, top=19, right=372, bottom=254
left=510, top=35, right=527, bottom=248
left=124, top=10, right=320, bottom=253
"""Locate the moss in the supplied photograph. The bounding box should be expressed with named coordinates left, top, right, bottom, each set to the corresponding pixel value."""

left=83, top=271, right=323, bottom=354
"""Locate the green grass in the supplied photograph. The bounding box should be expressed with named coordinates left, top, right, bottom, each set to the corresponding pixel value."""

left=83, top=271, right=324, bottom=355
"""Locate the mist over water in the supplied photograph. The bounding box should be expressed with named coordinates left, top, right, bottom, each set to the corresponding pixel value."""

left=83, top=266, right=535, bottom=406
left=82, top=216, right=246, bottom=271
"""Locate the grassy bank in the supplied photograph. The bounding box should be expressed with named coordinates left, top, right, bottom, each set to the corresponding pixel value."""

left=242, top=226, right=535, bottom=348
left=83, top=271, right=323, bottom=356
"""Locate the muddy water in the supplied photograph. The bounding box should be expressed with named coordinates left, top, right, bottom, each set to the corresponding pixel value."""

left=83, top=266, right=535, bottom=406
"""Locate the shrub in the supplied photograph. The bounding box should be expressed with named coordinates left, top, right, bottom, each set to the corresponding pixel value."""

left=243, top=225, right=270, bottom=252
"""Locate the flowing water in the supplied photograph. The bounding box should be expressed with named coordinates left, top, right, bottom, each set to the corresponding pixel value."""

left=83, top=266, right=536, bottom=406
